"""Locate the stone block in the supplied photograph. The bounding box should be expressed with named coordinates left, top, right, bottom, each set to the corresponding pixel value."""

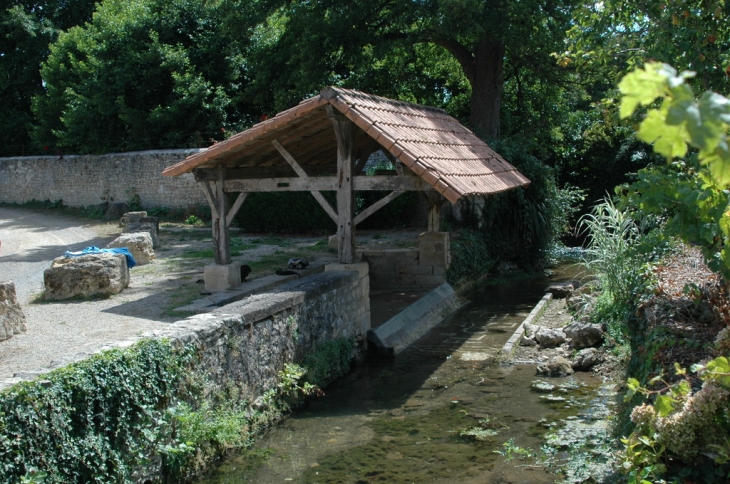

left=105, top=201, right=129, bottom=220
left=122, top=222, right=159, bottom=248
left=204, top=263, right=242, bottom=292
left=119, top=211, right=147, bottom=227
left=433, top=265, right=446, bottom=276
left=106, top=232, right=155, bottom=265
left=0, top=281, right=27, bottom=341
left=325, top=262, right=369, bottom=279
left=44, top=253, right=129, bottom=300
left=418, top=232, right=450, bottom=267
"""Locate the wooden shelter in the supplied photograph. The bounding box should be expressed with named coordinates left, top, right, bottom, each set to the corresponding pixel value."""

left=162, top=87, right=530, bottom=266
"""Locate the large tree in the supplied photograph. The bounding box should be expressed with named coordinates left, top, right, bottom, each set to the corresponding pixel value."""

left=246, top=0, right=577, bottom=140
left=0, top=0, right=95, bottom=156
left=32, top=0, right=270, bottom=154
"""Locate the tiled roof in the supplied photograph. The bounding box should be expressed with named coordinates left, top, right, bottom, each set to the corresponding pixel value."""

left=162, top=87, right=529, bottom=203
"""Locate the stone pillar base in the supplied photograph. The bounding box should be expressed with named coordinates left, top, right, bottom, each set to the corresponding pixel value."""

left=204, top=263, right=241, bottom=292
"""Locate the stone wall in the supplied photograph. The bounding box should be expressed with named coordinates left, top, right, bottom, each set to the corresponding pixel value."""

left=0, top=266, right=370, bottom=399
left=0, top=149, right=205, bottom=209
left=362, top=232, right=449, bottom=290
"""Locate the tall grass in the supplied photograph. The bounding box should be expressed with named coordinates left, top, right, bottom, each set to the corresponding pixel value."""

left=578, top=198, right=647, bottom=305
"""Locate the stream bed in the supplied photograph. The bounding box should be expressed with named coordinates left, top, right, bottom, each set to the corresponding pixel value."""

left=198, top=266, right=618, bottom=483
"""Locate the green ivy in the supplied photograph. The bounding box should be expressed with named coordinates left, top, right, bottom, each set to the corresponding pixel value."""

left=301, top=338, right=354, bottom=388
left=0, top=339, right=187, bottom=483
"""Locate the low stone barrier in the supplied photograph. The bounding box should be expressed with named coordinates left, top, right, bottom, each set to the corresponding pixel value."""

left=43, top=253, right=130, bottom=300
left=0, top=282, right=27, bottom=341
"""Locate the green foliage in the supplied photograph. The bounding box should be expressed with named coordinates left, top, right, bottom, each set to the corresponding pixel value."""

left=0, top=0, right=96, bottom=156
left=300, top=338, right=354, bottom=389
left=445, top=229, right=497, bottom=286
left=620, top=358, right=730, bottom=482
left=0, top=339, right=187, bottom=483
left=184, top=214, right=204, bottom=227
left=32, top=0, right=267, bottom=154
left=618, top=62, right=730, bottom=279
left=578, top=198, right=650, bottom=303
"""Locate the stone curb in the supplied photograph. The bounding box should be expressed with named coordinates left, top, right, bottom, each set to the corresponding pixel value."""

left=499, top=292, right=553, bottom=358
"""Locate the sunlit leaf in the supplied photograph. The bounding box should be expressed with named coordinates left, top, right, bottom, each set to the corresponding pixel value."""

left=654, top=395, right=675, bottom=418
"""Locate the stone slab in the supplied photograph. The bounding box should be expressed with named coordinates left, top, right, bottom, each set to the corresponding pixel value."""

left=367, top=282, right=465, bottom=356
left=204, top=263, right=242, bottom=292
left=174, top=258, right=336, bottom=314
left=43, top=253, right=129, bottom=300
left=499, top=292, right=553, bottom=358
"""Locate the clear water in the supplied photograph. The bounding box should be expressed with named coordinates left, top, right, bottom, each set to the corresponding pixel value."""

left=198, top=265, right=610, bottom=483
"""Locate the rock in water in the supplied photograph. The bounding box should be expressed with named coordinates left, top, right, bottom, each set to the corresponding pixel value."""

left=44, top=253, right=129, bottom=300
left=572, top=348, right=602, bottom=371
left=536, top=357, right=574, bottom=377
left=107, top=232, right=155, bottom=265
left=0, top=282, right=27, bottom=341
left=535, top=327, right=567, bottom=348
left=563, top=321, right=604, bottom=349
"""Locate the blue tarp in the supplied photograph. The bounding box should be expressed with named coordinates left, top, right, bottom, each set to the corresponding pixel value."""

left=64, top=246, right=137, bottom=268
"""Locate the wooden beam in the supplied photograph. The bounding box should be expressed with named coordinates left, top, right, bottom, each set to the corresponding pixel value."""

left=272, top=137, right=339, bottom=223
left=194, top=165, right=334, bottom=181
left=328, top=105, right=356, bottom=264
left=223, top=175, right=430, bottom=193
left=201, top=180, right=219, bottom=219
left=272, top=139, right=308, bottom=177
left=213, top=165, right=231, bottom=265
left=354, top=191, right=404, bottom=226
left=354, top=139, right=381, bottom=175
left=427, top=191, right=442, bottom=232
left=226, top=192, right=248, bottom=228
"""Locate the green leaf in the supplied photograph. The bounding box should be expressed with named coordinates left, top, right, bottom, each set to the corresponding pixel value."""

left=638, top=110, right=688, bottom=159
left=654, top=394, right=675, bottom=418
left=618, top=63, right=670, bottom=119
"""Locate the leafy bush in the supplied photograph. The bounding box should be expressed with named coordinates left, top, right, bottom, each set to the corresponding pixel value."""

left=300, top=338, right=354, bottom=388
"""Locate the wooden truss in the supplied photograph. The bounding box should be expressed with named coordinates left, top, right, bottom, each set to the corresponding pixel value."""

left=194, top=110, right=443, bottom=265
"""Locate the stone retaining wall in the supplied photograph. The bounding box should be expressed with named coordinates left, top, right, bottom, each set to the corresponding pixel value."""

left=0, top=150, right=204, bottom=209
left=362, top=232, right=449, bottom=290
left=1, top=266, right=370, bottom=401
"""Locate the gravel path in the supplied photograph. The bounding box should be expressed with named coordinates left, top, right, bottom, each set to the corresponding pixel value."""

left=0, top=208, right=174, bottom=380
left=0, top=207, right=424, bottom=382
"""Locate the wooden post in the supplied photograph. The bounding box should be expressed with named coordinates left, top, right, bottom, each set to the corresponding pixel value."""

left=427, top=191, right=442, bottom=232
left=213, top=165, right=231, bottom=265
left=327, top=106, right=356, bottom=263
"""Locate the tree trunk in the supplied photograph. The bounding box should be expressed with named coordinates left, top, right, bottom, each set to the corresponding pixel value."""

left=469, top=39, right=505, bottom=140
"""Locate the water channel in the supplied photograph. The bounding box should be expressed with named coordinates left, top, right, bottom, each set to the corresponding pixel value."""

left=199, top=265, right=616, bottom=483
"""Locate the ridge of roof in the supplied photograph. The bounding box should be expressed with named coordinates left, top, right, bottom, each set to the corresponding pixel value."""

left=162, top=87, right=530, bottom=204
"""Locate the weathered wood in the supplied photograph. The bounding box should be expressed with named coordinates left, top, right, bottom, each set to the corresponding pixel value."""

left=328, top=105, right=356, bottom=263
left=214, top=166, right=231, bottom=265
left=354, top=190, right=405, bottom=226
left=354, top=139, right=381, bottom=175
left=201, top=180, right=219, bottom=219
left=223, top=175, right=429, bottom=193
left=194, top=165, right=333, bottom=181
left=226, top=192, right=248, bottom=228
left=427, top=191, right=442, bottom=232
left=272, top=138, right=339, bottom=223
left=272, top=139, right=308, bottom=177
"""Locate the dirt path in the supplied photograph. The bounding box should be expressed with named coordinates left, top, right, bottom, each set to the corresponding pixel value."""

left=0, top=207, right=422, bottom=383
left=0, top=208, right=180, bottom=381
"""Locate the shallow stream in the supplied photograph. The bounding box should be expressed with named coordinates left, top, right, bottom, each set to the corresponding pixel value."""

left=198, top=266, right=616, bottom=483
